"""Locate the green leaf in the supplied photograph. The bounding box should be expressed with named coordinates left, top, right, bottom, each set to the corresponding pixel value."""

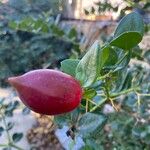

left=0, top=126, right=4, bottom=132
left=7, top=122, right=14, bottom=131
left=76, top=42, right=109, bottom=87
left=54, top=114, right=70, bottom=127
left=0, top=126, right=4, bottom=136
left=50, top=24, right=64, bottom=36
left=110, top=31, right=142, bottom=50
left=9, top=17, right=49, bottom=33
left=83, top=89, right=97, bottom=99
left=114, top=12, right=144, bottom=37
left=78, top=113, right=107, bottom=138
left=5, top=101, right=20, bottom=117
left=115, top=49, right=131, bottom=71
left=12, top=133, right=23, bottom=143
left=110, top=12, right=144, bottom=50
left=54, top=108, right=81, bottom=128
left=103, top=47, right=118, bottom=67
left=114, top=69, right=132, bottom=92
left=99, top=46, right=110, bottom=69
left=61, top=59, right=79, bottom=77
left=76, top=41, right=100, bottom=87
left=68, top=28, right=77, bottom=39
left=82, top=139, right=104, bottom=150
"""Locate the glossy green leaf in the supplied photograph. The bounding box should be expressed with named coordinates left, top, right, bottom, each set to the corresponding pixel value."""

left=76, top=41, right=101, bottom=87
left=76, top=42, right=110, bottom=87
left=78, top=113, right=107, bottom=138
left=12, top=133, right=23, bottom=143
left=61, top=59, right=80, bottom=77
left=114, top=12, right=144, bottom=37
left=110, top=31, right=142, bottom=50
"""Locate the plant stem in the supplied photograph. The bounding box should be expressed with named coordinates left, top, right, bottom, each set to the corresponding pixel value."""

left=138, top=93, right=150, bottom=97
left=0, top=144, right=8, bottom=147
left=87, top=99, right=97, bottom=105
left=86, top=99, right=89, bottom=113
left=0, top=108, right=11, bottom=145
left=0, top=108, right=24, bottom=150
left=97, top=71, right=113, bottom=81
left=116, top=52, right=129, bottom=66
left=110, top=87, right=140, bottom=98
left=110, top=98, right=118, bottom=111
left=135, top=92, right=141, bottom=113
left=104, top=83, right=110, bottom=100
left=90, top=98, right=107, bottom=112
left=10, top=143, right=24, bottom=150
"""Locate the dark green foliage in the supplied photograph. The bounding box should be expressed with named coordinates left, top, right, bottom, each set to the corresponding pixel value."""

left=0, top=1, right=80, bottom=86
left=0, top=31, right=76, bottom=85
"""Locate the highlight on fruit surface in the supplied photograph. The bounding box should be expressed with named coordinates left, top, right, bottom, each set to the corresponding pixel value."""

left=8, top=69, right=82, bottom=115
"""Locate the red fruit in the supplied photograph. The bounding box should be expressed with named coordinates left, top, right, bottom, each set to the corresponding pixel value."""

left=8, top=69, right=82, bottom=115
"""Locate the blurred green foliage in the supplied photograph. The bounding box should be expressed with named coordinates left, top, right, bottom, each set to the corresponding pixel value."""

left=0, top=0, right=80, bottom=86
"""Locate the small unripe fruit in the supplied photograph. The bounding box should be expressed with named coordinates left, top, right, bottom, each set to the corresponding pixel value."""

left=8, top=69, right=82, bottom=115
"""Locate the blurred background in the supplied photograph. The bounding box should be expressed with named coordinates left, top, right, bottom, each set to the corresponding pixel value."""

left=0, top=0, right=150, bottom=150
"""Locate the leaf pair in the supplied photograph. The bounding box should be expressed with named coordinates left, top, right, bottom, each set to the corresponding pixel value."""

left=61, top=12, right=144, bottom=88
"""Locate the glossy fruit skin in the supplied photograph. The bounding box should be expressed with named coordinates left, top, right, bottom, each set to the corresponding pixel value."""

left=8, top=69, right=82, bottom=115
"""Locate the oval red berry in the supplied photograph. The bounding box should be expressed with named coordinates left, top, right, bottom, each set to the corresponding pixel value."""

left=8, top=69, right=82, bottom=115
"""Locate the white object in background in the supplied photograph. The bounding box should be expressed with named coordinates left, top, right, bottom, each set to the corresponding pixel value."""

left=103, top=104, right=115, bottom=114
left=55, top=126, right=85, bottom=150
